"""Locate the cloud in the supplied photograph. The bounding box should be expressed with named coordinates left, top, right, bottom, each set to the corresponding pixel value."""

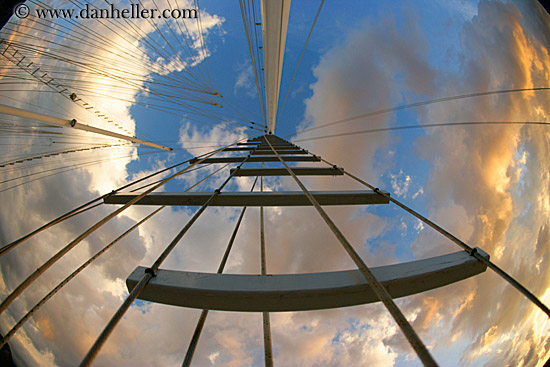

left=1, top=1, right=549, bottom=366
left=295, top=6, right=436, bottom=186
left=389, top=170, right=412, bottom=198
left=233, top=61, right=256, bottom=97
left=295, top=1, right=550, bottom=365
left=401, top=1, right=550, bottom=365
left=0, top=1, right=229, bottom=366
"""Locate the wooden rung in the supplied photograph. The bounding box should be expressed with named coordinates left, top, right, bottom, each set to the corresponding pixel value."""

left=223, top=147, right=256, bottom=151
left=104, top=190, right=390, bottom=206
left=230, top=167, right=344, bottom=176
left=255, top=144, right=296, bottom=148
left=189, top=156, right=320, bottom=164
left=126, top=249, right=489, bottom=312
left=250, top=150, right=307, bottom=155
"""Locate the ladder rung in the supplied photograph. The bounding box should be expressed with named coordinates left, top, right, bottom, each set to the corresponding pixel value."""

left=255, top=144, right=296, bottom=148
left=104, top=190, right=389, bottom=206
left=126, top=249, right=489, bottom=312
left=189, top=156, right=320, bottom=164
left=223, top=147, right=256, bottom=151
left=230, top=167, right=344, bottom=176
left=248, top=138, right=288, bottom=143
left=250, top=150, right=306, bottom=155
left=224, top=147, right=300, bottom=152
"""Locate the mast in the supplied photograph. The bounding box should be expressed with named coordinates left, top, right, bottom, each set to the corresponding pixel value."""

left=260, top=0, right=291, bottom=134
left=0, top=104, right=172, bottom=151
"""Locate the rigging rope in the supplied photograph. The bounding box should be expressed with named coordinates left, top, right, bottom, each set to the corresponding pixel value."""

left=0, top=150, right=163, bottom=193
left=238, top=0, right=267, bottom=128
left=260, top=174, right=274, bottom=367
left=0, top=159, right=234, bottom=349
left=79, top=144, right=254, bottom=367
left=182, top=173, right=261, bottom=367
left=293, top=121, right=550, bottom=143
left=0, top=142, right=131, bottom=168
left=0, top=147, right=221, bottom=258
left=277, top=0, right=324, bottom=127
left=0, top=135, right=255, bottom=316
left=293, top=87, right=550, bottom=137
left=314, top=155, right=550, bottom=319
left=264, top=136, right=439, bottom=367
left=1, top=3, right=257, bottom=132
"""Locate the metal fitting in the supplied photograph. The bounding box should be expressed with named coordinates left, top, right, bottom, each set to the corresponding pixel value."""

left=144, top=267, right=157, bottom=277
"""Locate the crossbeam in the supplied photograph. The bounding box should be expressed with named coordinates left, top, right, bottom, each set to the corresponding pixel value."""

left=104, top=190, right=389, bottom=206
left=0, top=104, right=172, bottom=151
left=251, top=150, right=306, bottom=155
left=223, top=147, right=299, bottom=152
left=230, top=167, right=344, bottom=176
left=255, top=145, right=294, bottom=148
left=248, top=138, right=288, bottom=144
left=126, top=249, right=489, bottom=312
left=224, top=147, right=256, bottom=151
left=254, top=147, right=299, bottom=151
left=189, top=156, right=320, bottom=164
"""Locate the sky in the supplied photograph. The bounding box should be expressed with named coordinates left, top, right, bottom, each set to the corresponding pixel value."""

left=0, top=0, right=549, bottom=366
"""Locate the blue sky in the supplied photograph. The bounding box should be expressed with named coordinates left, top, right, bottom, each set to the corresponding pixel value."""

left=1, top=0, right=550, bottom=366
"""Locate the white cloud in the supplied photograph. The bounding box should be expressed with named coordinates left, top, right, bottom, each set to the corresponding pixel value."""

left=1, top=1, right=549, bottom=366
left=412, top=187, right=424, bottom=199
left=389, top=170, right=412, bottom=198
left=402, top=1, right=550, bottom=365
left=0, top=1, right=229, bottom=366
left=233, top=61, right=256, bottom=97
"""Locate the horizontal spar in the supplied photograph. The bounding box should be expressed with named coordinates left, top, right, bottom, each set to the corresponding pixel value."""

left=223, top=147, right=256, bottom=151
left=189, top=156, right=320, bottom=163
left=250, top=150, right=307, bottom=155
left=126, top=249, right=489, bottom=312
left=224, top=144, right=300, bottom=152
left=104, top=190, right=390, bottom=206
left=251, top=144, right=296, bottom=148
left=0, top=104, right=172, bottom=151
left=254, top=147, right=300, bottom=151
left=248, top=140, right=289, bottom=144
left=230, top=167, right=344, bottom=176
left=223, top=147, right=300, bottom=152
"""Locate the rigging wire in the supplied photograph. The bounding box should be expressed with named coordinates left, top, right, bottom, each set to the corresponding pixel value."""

left=0, top=137, right=253, bottom=318
left=1, top=44, right=135, bottom=135
left=0, top=1, right=547, bottom=364
left=277, top=0, right=324, bottom=127
left=315, top=155, right=550, bottom=319
left=294, top=87, right=550, bottom=137
left=182, top=173, right=261, bottom=367
left=79, top=142, right=254, bottom=367
left=0, top=142, right=131, bottom=168
left=238, top=0, right=267, bottom=128
left=0, top=160, right=233, bottom=350
left=251, top=0, right=266, bottom=126
left=264, top=136, right=438, bottom=367
left=260, top=173, right=274, bottom=367
left=293, top=120, right=550, bottom=143
left=0, top=6, right=254, bottom=134
left=0, top=150, right=162, bottom=193
left=193, top=0, right=218, bottom=91
left=167, top=0, right=213, bottom=88
left=0, top=145, right=229, bottom=258
left=1, top=28, right=257, bottom=144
